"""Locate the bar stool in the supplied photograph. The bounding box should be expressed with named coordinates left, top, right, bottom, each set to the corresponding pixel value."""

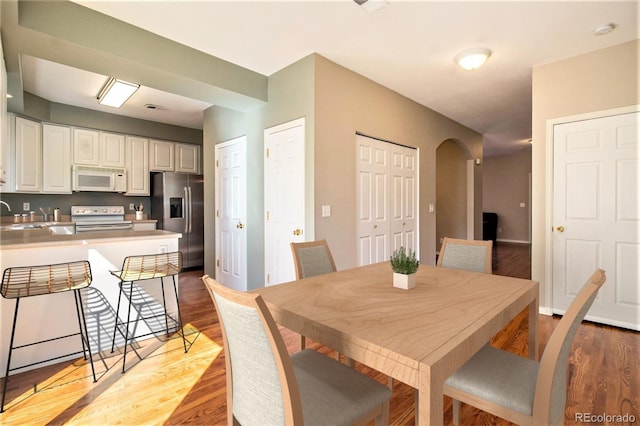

left=1, top=260, right=97, bottom=412
left=110, top=251, right=187, bottom=373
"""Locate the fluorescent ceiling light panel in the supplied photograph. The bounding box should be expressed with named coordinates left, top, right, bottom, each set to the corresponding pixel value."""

left=97, top=77, right=139, bottom=108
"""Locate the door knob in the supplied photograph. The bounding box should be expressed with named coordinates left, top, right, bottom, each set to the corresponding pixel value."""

left=293, top=229, right=302, bottom=236
left=236, top=222, right=244, bottom=229
left=556, top=226, right=565, bottom=233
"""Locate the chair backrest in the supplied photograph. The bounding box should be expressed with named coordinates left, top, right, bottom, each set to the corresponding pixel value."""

left=290, top=239, right=337, bottom=279
left=437, top=237, right=492, bottom=273
left=533, top=269, right=606, bottom=425
left=201, top=275, right=303, bottom=426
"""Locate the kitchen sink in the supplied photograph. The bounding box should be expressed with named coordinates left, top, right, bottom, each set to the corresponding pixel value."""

left=0, top=224, right=44, bottom=231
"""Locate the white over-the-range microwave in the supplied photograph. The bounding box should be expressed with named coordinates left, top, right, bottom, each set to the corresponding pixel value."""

left=72, top=165, right=127, bottom=192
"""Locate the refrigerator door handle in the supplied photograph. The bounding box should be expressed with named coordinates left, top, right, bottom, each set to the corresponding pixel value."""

left=187, top=185, right=193, bottom=233
left=183, top=186, right=190, bottom=234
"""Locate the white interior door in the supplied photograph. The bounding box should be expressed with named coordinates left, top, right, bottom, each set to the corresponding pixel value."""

left=357, top=134, right=418, bottom=266
left=265, top=118, right=305, bottom=286
left=215, top=136, right=247, bottom=291
left=553, top=110, right=639, bottom=330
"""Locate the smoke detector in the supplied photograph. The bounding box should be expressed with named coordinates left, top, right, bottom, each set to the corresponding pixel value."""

left=353, top=0, right=388, bottom=13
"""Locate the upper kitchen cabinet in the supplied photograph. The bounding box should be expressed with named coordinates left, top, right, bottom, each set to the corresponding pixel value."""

left=42, top=124, right=72, bottom=193
left=125, top=136, right=149, bottom=196
left=149, top=139, right=200, bottom=174
left=149, top=139, right=174, bottom=172
left=73, top=128, right=125, bottom=168
left=100, top=132, right=126, bottom=168
left=15, top=116, right=42, bottom=192
left=175, top=143, right=200, bottom=174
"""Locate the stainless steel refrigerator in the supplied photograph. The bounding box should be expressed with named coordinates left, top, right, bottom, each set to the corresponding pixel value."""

left=151, top=172, right=204, bottom=269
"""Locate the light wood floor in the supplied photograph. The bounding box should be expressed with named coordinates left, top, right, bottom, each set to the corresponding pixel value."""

left=1, top=243, right=638, bottom=425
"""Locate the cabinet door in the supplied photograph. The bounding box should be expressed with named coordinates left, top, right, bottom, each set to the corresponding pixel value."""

left=175, top=143, right=200, bottom=174
left=73, top=128, right=100, bottom=165
left=42, top=124, right=71, bottom=193
left=149, top=139, right=174, bottom=171
left=1, top=113, right=15, bottom=193
left=125, top=136, right=149, bottom=195
left=15, top=116, right=42, bottom=192
left=100, top=132, right=125, bottom=167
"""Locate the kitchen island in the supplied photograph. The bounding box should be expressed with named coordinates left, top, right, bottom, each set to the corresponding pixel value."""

left=0, top=229, right=182, bottom=377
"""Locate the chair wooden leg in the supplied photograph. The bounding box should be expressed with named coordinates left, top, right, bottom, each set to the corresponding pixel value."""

left=300, top=334, right=305, bottom=351
left=375, top=401, right=390, bottom=426
left=452, top=398, right=461, bottom=426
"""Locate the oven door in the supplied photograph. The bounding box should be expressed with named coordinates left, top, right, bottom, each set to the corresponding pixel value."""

left=75, top=222, right=133, bottom=233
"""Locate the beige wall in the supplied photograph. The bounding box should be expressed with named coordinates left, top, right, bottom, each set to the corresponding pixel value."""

left=483, top=148, right=532, bottom=243
left=314, top=55, right=483, bottom=269
left=532, top=39, right=639, bottom=310
left=436, top=139, right=469, bottom=249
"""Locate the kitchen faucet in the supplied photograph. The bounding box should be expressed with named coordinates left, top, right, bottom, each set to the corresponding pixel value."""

left=0, top=200, right=11, bottom=211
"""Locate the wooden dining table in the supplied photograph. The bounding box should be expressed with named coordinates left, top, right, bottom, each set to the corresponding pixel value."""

left=254, top=262, right=539, bottom=425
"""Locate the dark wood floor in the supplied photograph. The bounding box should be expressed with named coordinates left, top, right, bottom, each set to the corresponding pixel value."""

left=1, top=242, right=638, bottom=425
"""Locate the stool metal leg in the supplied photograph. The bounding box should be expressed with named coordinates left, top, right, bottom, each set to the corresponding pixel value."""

left=160, top=277, right=169, bottom=333
left=110, top=280, right=124, bottom=353
left=172, top=275, right=188, bottom=353
left=74, top=289, right=97, bottom=383
left=1, top=298, right=20, bottom=413
left=121, top=280, right=135, bottom=373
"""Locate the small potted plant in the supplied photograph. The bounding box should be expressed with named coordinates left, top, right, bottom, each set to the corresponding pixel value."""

left=390, top=246, right=419, bottom=289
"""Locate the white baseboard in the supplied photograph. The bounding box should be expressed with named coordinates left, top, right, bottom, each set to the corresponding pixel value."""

left=496, top=238, right=530, bottom=244
left=539, top=306, right=553, bottom=316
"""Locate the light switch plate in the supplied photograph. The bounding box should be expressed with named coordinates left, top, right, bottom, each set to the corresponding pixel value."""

left=322, top=205, right=331, bottom=217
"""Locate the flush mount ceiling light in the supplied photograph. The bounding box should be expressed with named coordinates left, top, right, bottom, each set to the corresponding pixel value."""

left=455, top=48, right=492, bottom=71
left=353, top=0, right=389, bottom=13
left=593, top=23, right=616, bottom=36
left=97, top=77, right=139, bottom=108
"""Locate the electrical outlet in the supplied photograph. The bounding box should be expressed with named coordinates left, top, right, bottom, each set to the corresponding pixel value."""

left=23, top=202, right=30, bottom=211
left=129, top=203, right=135, bottom=211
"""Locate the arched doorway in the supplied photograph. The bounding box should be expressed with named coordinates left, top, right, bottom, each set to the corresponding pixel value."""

left=436, top=138, right=474, bottom=253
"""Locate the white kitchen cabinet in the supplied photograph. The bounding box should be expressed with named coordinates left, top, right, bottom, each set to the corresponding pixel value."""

left=73, top=128, right=125, bottom=167
left=149, top=139, right=174, bottom=171
left=1, top=114, right=15, bottom=193
left=0, top=56, right=10, bottom=192
left=125, top=135, right=149, bottom=195
left=175, top=143, right=200, bottom=174
left=42, top=123, right=71, bottom=193
left=72, top=128, right=100, bottom=165
left=100, top=132, right=125, bottom=167
left=15, top=116, right=41, bottom=192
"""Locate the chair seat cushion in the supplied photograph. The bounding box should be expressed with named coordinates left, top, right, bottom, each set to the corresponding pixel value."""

left=444, top=345, right=539, bottom=415
left=292, top=349, right=391, bottom=426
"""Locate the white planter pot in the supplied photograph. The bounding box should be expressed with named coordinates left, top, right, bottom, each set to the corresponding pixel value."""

left=393, top=272, right=416, bottom=290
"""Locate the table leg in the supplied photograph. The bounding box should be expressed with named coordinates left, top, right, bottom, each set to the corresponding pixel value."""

left=417, top=367, right=444, bottom=425
left=528, top=296, right=539, bottom=360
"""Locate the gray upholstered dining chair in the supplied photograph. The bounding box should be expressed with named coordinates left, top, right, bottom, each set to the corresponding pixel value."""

left=444, top=269, right=606, bottom=425
left=290, top=239, right=337, bottom=280
left=201, top=275, right=392, bottom=426
left=290, top=239, right=337, bottom=350
left=437, top=237, right=493, bottom=273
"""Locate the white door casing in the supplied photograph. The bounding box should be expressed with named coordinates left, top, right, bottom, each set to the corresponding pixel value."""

left=215, top=136, right=247, bottom=291
left=264, top=118, right=305, bottom=286
left=356, top=134, right=418, bottom=266
left=551, top=109, right=639, bottom=330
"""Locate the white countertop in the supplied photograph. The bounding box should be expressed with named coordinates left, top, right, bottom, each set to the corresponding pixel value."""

left=0, top=228, right=180, bottom=249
